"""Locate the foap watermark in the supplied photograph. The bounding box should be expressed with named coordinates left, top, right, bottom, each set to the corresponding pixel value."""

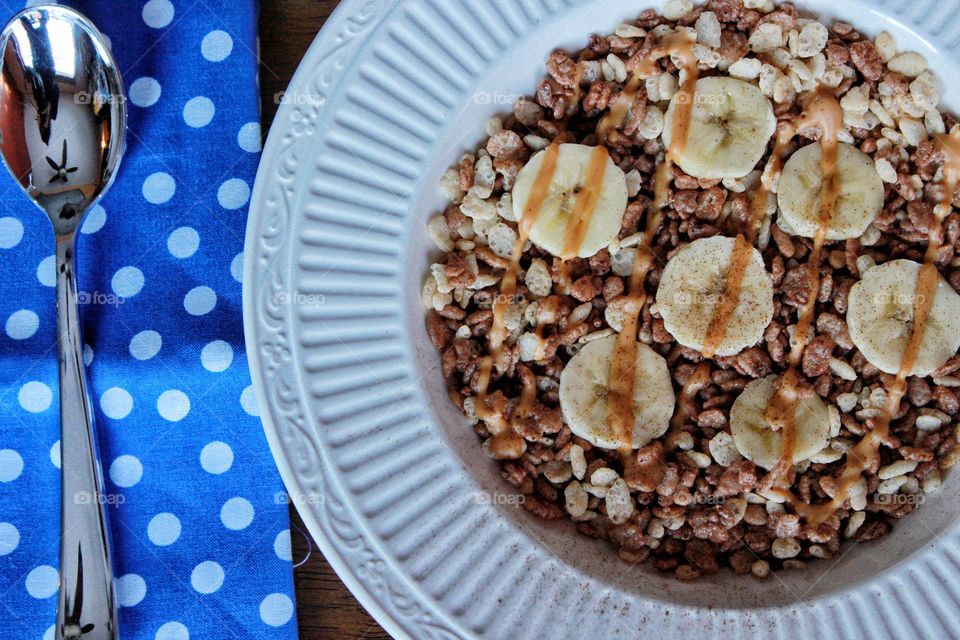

left=73, top=491, right=125, bottom=507
left=275, top=491, right=326, bottom=507
left=274, top=91, right=325, bottom=107
left=672, top=290, right=726, bottom=306
left=874, top=492, right=925, bottom=506
left=872, top=292, right=927, bottom=306
left=691, top=493, right=725, bottom=506
left=473, top=490, right=526, bottom=507
left=672, top=91, right=727, bottom=106
left=273, top=291, right=326, bottom=307
left=472, top=91, right=521, bottom=106
left=77, top=290, right=125, bottom=307
left=473, top=291, right=525, bottom=308
left=74, top=91, right=126, bottom=105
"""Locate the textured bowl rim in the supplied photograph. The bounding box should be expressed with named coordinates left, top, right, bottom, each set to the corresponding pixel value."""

left=245, top=1, right=960, bottom=638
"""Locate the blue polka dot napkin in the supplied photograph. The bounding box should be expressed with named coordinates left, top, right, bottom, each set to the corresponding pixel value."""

left=0, top=1, right=299, bottom=638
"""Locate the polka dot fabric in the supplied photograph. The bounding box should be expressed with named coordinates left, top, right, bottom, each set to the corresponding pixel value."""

left=0, top=1, right=297, bottom=638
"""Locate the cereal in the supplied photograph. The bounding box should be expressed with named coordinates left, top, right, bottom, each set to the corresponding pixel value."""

left=878, top=460, right=918, bottom=480
left=663, top=0, right=694, bottom=21
left=565, top=481, right=589, bottom=517
left=728, top=56, right=761, bottom=80
left=874, top=157, right=898, bottom=184
left=605, top=479, right=634, bottom=524
left=695, top=11, right=722, bottom=48
left=875, top=31, right=897, bottom=62
left=888, top=52, right=927, bottom=78
left=422, top=1, right=960, bottom=581
left=797, top=22, right=828, bottom=58
left=749, top=23, right=783, bottom=53
left=708, top=431, right=741, bottom=466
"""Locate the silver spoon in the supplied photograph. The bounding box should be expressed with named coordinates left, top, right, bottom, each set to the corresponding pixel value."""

left=0, top=6, right=125, bottom=640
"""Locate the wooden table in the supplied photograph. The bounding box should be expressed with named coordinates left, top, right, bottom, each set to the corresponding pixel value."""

left=259, top=2, right=391, bottom=638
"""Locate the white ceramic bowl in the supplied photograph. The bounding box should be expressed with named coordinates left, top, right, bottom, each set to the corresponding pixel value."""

left=245, top=1, right=960, bottom=637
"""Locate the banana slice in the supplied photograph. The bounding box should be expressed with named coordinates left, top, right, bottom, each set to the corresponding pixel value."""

left=512, top=143, right=627, bottom=259
left=777, top=142, right=884, bottom=240
left=730, top=375, right=831, bottom=470
left=847, top=259, right=960, bottom=376
left=662, top=76, right=776, bottom=179
left=559, top=335, right=675, bottom=450
left=655, top=236, right=774, bottom=357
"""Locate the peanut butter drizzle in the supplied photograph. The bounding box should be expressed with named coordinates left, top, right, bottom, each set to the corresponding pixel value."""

left=754, top=88, right=844, bottom=507
left=561, top=145, right=611, bottom=260
left=597, top=32, right=697, bottom=146
left=670, top=362, right=712, bottom=434
left=605, top=32, right=700, bottom=455
left=797, top=130, right=960, bottom=525
left=476, top=143, right=561, bottom=427
left=607, top=164, right=670, bottom=455
left=701, top=234, right=753, bottom=359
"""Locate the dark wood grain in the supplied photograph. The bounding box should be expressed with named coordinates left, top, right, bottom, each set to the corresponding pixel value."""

left=258, top=2, right=391, bottom=638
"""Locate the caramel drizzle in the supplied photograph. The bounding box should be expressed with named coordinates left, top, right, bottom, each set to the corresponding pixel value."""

left=670, top=361, right=712, bottom=434
left=755, top=88, right=845, bottom=505
left=475, top=143, right=561, bottom=449
left=701, top=234, right=753, bottom=358
left=607, top=163, right=671, bottom=455
left=796, top=130, right=960, bottom=525
left=561, top=145, right=611, bottom=259
left=597, top=32, right=697, bottom=149
left=605, top=33, right=699, bottom=455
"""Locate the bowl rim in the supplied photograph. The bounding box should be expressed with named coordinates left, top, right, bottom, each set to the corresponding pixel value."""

left=245, top=0, right=960, bottom=637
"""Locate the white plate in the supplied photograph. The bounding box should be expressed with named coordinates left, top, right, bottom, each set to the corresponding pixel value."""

left=244, top=1, right=960, bottom=637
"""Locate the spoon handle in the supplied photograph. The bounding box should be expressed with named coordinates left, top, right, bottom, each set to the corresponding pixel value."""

left=55, top=234, right=117, bottom=640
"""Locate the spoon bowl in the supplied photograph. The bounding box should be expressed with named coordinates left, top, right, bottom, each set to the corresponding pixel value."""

left=0, top=4, right=125, bottom=233
left=0, top=5, right=126, bottom=640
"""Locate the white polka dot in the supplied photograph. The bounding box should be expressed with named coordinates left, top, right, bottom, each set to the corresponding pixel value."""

left=18, top=381, right=52, bottom=413
left=25, top=565, right=58, bottom=599
left=259, top=593, right=294, bottom=627
left=200, top=340, right=233, bottom=372
left=142, top=0, right=174, bottom=28
left=81, top=205, right=107, bottom=234
left=217, top=179, right=250, bottom=210
left=156, top=622, right=189, bottom=640
left=157, top=390, right=190, bottom=422
left=129, top=77, right=162, bottom=108
left=50, top=440, right=60, bottom=469
left=183, top=286, right=216, bottom=316
left=220, top=497, right=254, bottom=530
left=0, top=522, right=18, bottom=555
left=83, top=344, right=94, bottom=366
left=200, top=441, right=233, bottom=475
left=190, top=561, right=224, bottom=594
left=147, top=513, right=181, bottom=546
left=0, top=217, right=23, bottom=249
left=240, top=385, right=259, bottom=417
left=112, top=266, right=144, bottom=297
left=143, top=172, right=176, bottom=204
left=167, top=227, right=199, bottom=258
left=36, top=255, right=55, bottom=287
left=100, top=387, right=133, bottom=420
left=183, top=96, right=215, bottom=128
left=130, top=330, right=162, bottom=360
left=201, top=30, right=233, bottom=62
left=0, top=450, right=23, bottom=482
left=117, top=573, right=147, bottom=607
left=237, top=122, right=261, bottom=153
left=6, top=309, right=39, bottom=340
left=230, top=252, right=244, bottom=283
left=43, top=625, right=54, bottom=640
left=274, top=530, right=292, bottom=561
left=110, top=455, right=143, bottom=488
